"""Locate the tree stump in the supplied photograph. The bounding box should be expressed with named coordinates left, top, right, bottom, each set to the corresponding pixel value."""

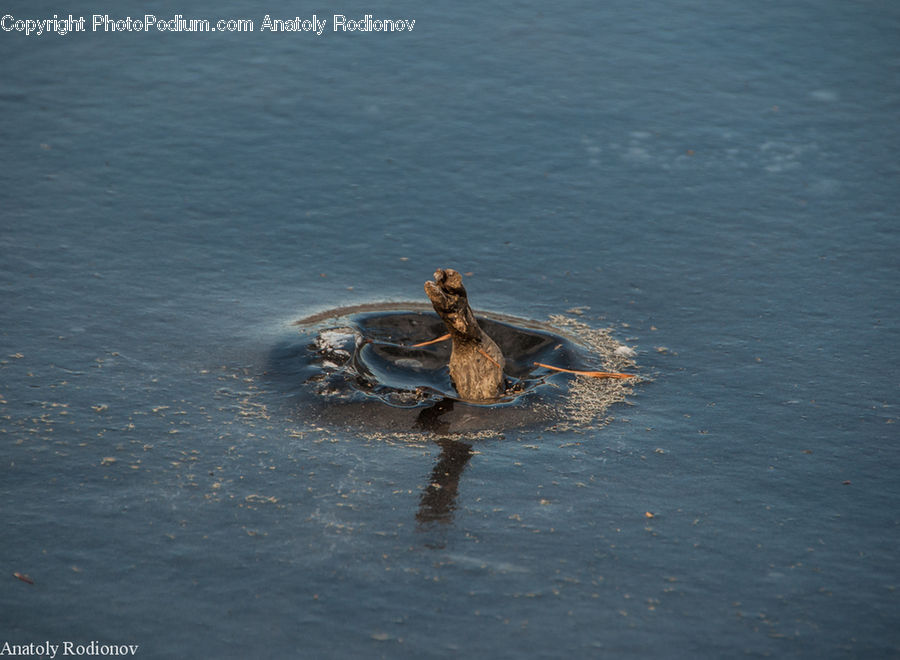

left=424, top=269, right=505, bottom=402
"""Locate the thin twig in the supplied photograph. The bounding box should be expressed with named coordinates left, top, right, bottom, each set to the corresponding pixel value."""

left=533, top=362, right=635, bottom=379
left=411, top=333, right=451, bottom=348
left=477, top=347, right=503, bottom=369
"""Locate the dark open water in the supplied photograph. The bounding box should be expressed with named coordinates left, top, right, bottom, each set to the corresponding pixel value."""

left=2, top=1, right=898, bottom=657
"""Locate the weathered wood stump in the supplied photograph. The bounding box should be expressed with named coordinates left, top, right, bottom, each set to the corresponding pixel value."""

left=424, top=269, right=505, bottom=402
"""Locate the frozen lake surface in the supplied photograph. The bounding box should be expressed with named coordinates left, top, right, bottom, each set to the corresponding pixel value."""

left=2, top=1, right=898, bottom=657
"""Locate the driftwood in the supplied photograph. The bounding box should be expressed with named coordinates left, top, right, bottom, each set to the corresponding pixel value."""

left=424, top=269, right=505, bottom=402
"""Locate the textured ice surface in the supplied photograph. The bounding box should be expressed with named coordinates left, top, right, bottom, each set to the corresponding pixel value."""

left=2, top=1, right=898, bottom=658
